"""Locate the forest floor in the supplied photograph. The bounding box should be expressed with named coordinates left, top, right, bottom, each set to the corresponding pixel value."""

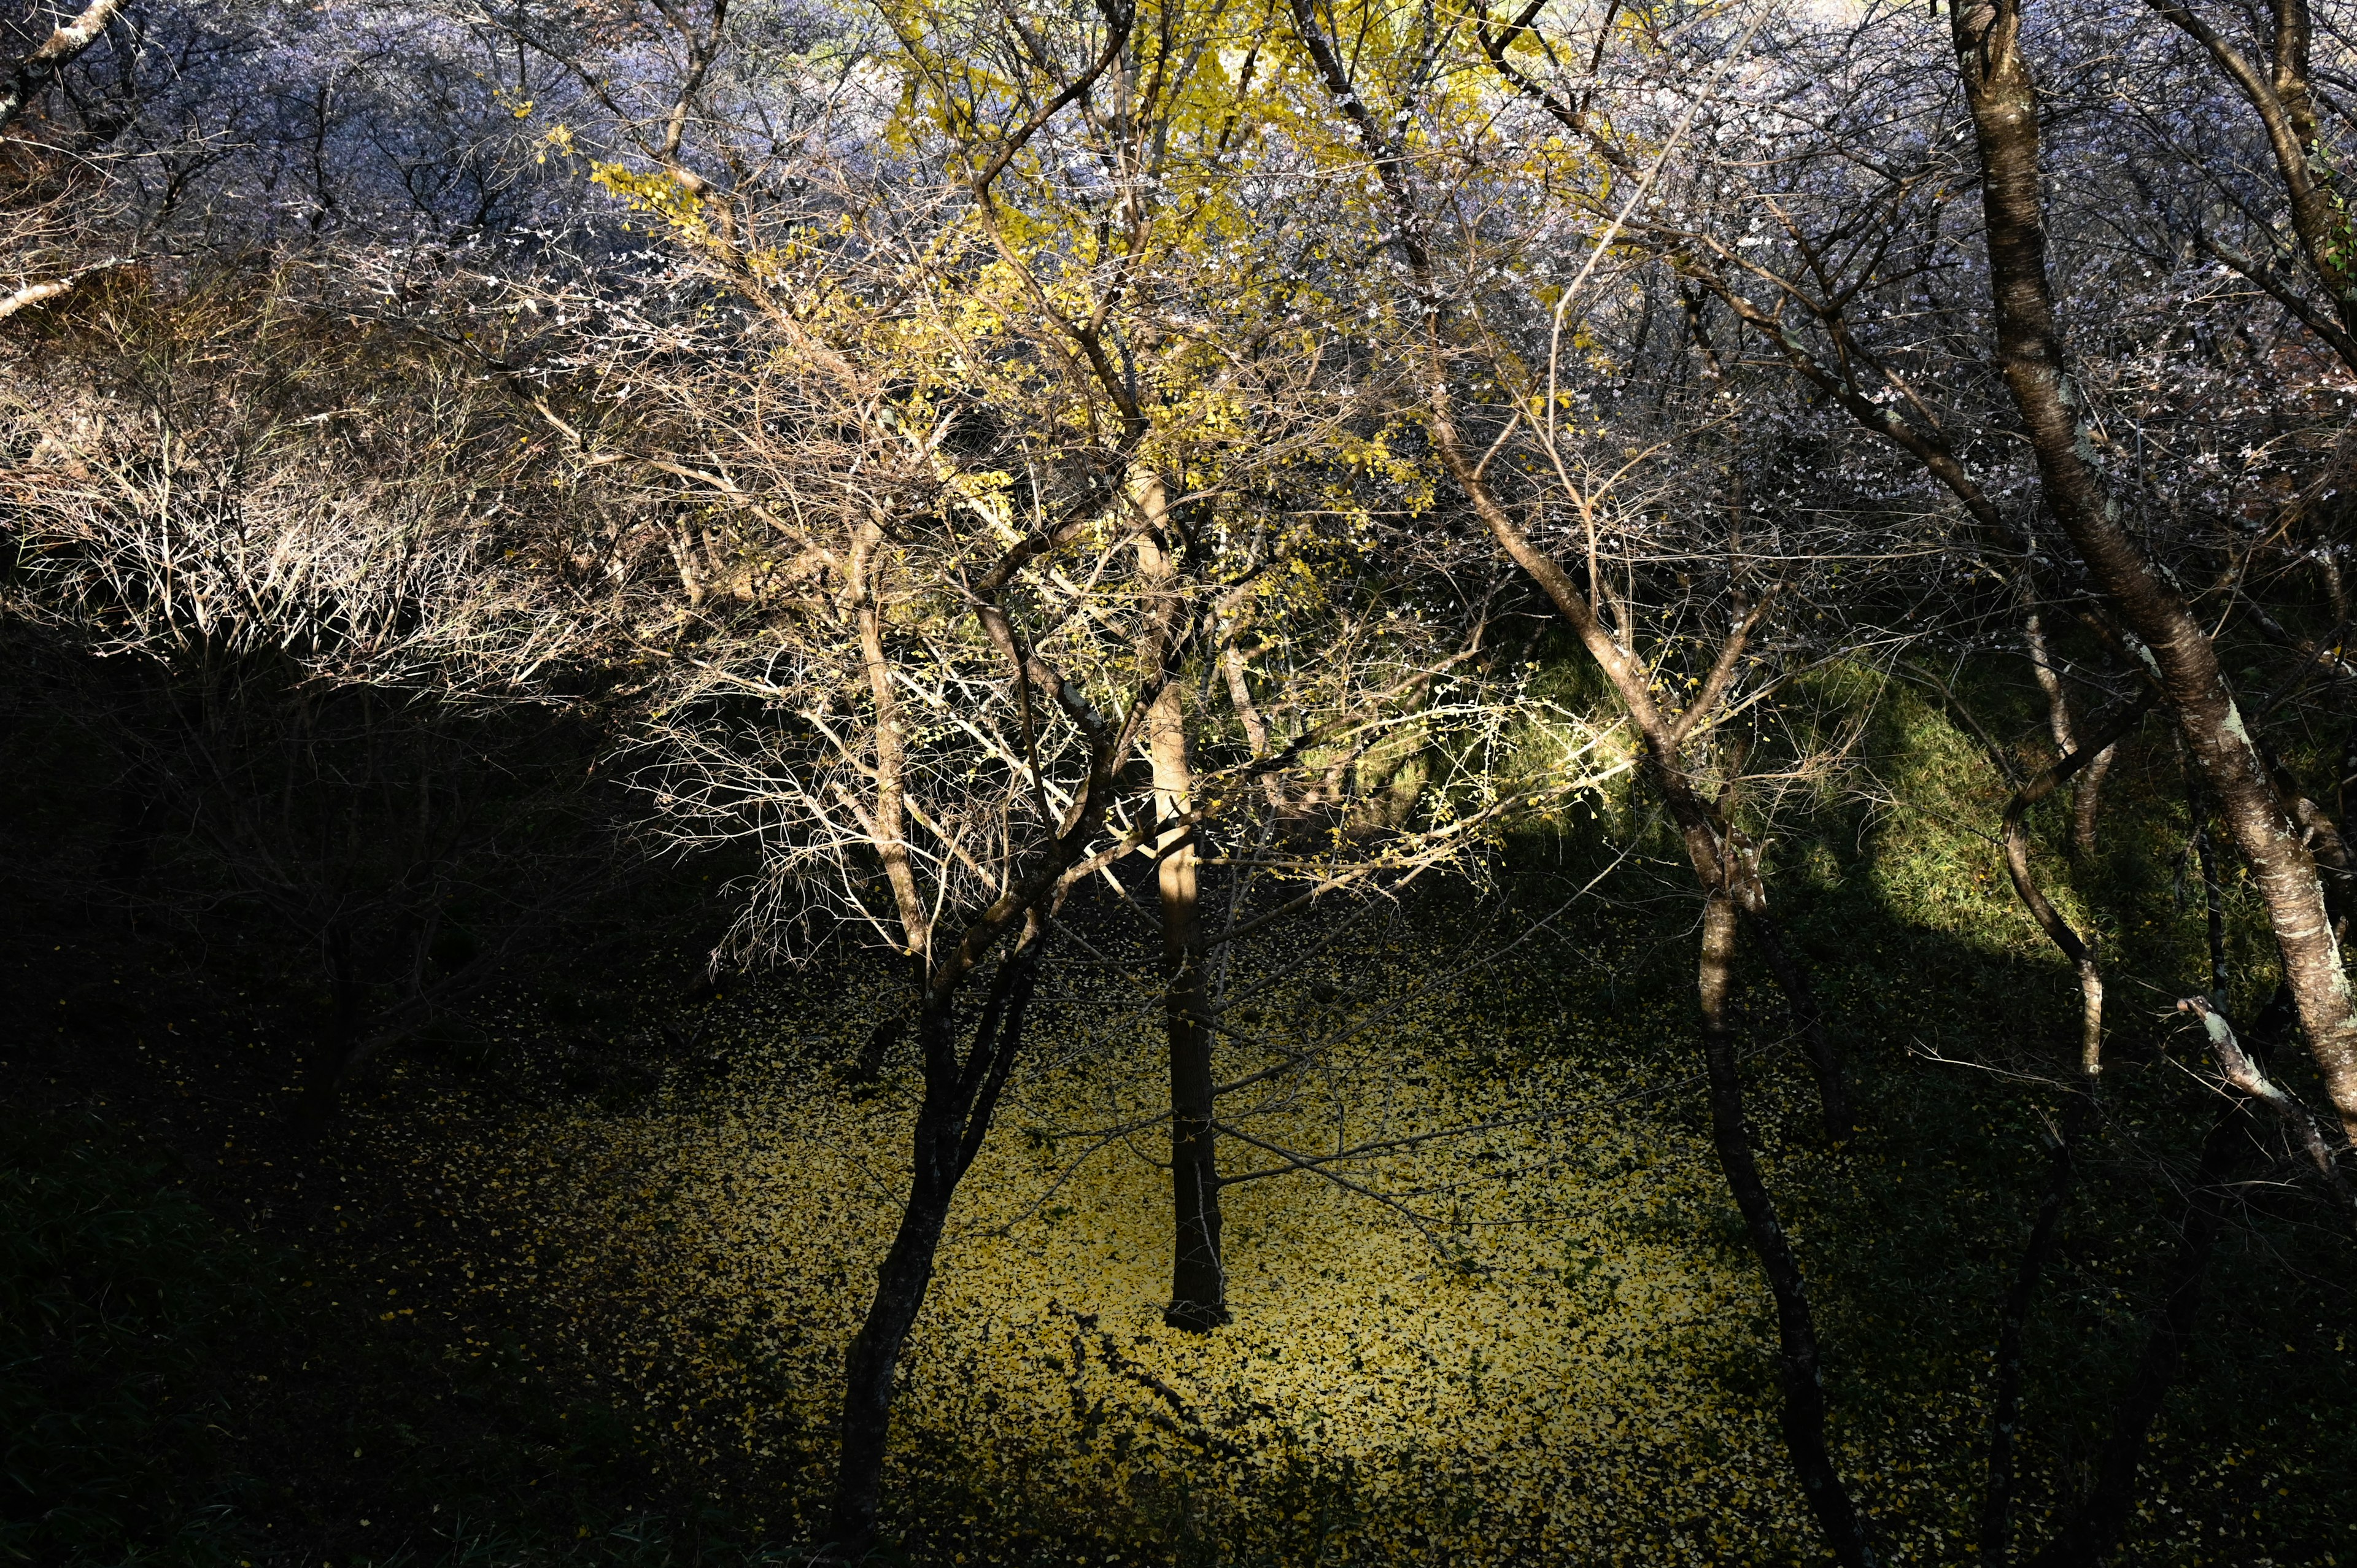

left=8, top=685, right=2357, bottom=1567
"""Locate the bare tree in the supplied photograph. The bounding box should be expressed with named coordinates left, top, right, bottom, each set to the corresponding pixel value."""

left=0, top=0, right=126, bottom=134
left=0, top=270, right=613, bottom=1122
left=1949, top=0, right=2357, bottom=1143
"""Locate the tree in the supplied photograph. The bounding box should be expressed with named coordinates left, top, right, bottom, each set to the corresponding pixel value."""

left=1, top=0, right=126, bottom=134
left=1, top=271, right=616, bottom=1124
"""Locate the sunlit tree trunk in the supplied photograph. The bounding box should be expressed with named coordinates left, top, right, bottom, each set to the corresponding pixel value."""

left=1980, top=693, right=2143, bottom=1559
left=0, top=0, right=126, bottom=133
left=1153, top=678, right=1224, bottom=1330
left=1277, top=9, right=1867, bottom=1551
left=1953, top=0, right=2357, bottom=1141
left=2024, top=608, right=2114, bottom=858
left=1135, top=483, right=1226, bottom=1330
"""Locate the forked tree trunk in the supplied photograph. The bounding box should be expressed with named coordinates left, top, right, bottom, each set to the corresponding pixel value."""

left=829, top=947, right=1042, bottom=1553
left=1953, top=0, right=2357, bottom=1140
left=1275, top=9, right=1865, bottom=1551
left=2024, top=607, right=2116, bottom=857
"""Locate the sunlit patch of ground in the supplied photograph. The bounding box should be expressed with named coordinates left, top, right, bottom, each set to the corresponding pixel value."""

left=373, top=946, right=1864, bottom=1565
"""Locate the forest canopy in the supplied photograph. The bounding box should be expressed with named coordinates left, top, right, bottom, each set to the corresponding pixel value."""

left=6, top=0, right=2357, bottom=1562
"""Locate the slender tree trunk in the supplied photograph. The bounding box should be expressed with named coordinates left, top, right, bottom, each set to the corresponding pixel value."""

left=2000, top=695, right=2150, bottom=1079
left=1135, top=481, right=1226, bottom=1330
left=829, top=948, right=1042, bottom=1554
left=1151, top=673, right=1224, bottom=1331
left=1698, top=890, right=1877, bottom=1568
left=0, top=0, right=126, bottom=133
left=1727, top=859, right=1853, bottom=1139
left=829, top=1081, right=959, bottom=1548
left=2182, top=744, right=2230, bottom=1004
left=1953, top=0, right=2357, bottom=1140
left=2026, top=607, right=2115, bottom=858
left=2072, top=744, right=2118, bottom=860
left=1161, top=804, right=1225, bottom=1330
left=1981, top=1095, right=2088, bottom=1563
left=1275, top=10, right=1865, bottom=1547
left=1980, top=687, right=2164, bottom=1561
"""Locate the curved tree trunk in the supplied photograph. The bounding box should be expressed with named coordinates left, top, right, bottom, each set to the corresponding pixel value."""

left=1698, top=890, right=1878, bottom=1568
left=1276, top=7, right=1866, bottom=1550
left=1953, top=0, right=2357, bottom=1140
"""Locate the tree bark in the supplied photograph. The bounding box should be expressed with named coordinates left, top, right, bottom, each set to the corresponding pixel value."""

left=2000, top=693, right=2153, bottom=1078
left=2021, top=1105, right=2235, bottom=1568
left=2140, top=0, right=2357, bottom=363
left=2024, top=608, right=2115, bottom=858
left=0, top=0, right=125, bottom=134
left=1698, top=890, right=1878, bottom=1568
left=828, top=944, right=1043, bottom=1552
left=2071, top=744, right=2117, bottom=861
left=1277, top=10, right=1866, bottom=1550
left=1136, top=504, right=1226, bottom=1330
left=1981, top=1095, right=2086, bottom=1564
left=1953, top=0, right=2357, bottom=1140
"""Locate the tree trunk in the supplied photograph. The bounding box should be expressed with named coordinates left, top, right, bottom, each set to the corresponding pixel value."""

left=1980, top=1095, right=2087, bottom=1563
left=828, top=1031, right=961, bottom=1551
left=1153, top=674, right=1224, bottom=1331
left=1163, top=883, right=1225, bottom=1327
left=1135, top=481, right=1226, bottom=1331
left=1698, top=890, right=1877, bottom=1568
left=827, top=946, right=1043, bottom=1554
left=1953, top=0, right=2357, bottom=1140
left=2021, top=1106, right=2235, bottom=1568
left=2071, top=744, right=2117, bottom=860
left=2024, top=606, right=2115, bottom=857
left=1275, top=11, right=1865, bottom=1548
